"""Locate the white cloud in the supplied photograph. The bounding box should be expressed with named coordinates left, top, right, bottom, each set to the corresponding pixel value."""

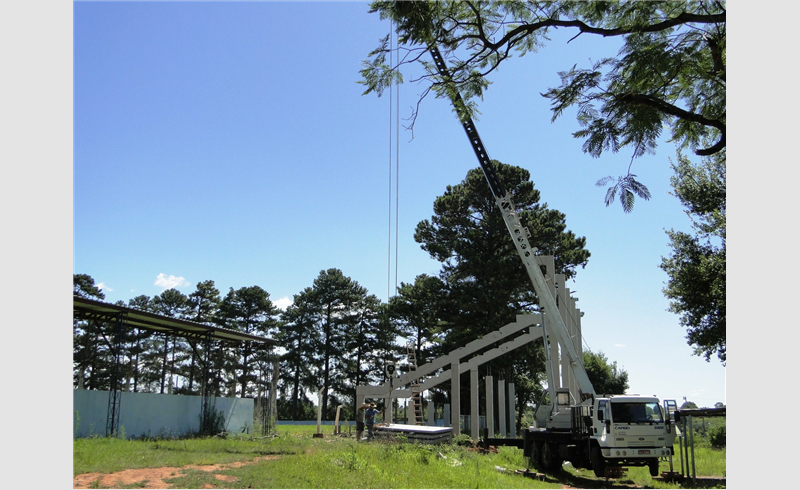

left=154, top=273, right=190, bottom=289
left=274, top=296, right=293, bottom=311
left=614, top=344, right=626, bottom=348
left=97, top=282, right=113, bottom=292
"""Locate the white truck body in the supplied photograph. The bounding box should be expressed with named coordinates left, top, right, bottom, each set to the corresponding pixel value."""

left=525, top=391, right=677, bottom=476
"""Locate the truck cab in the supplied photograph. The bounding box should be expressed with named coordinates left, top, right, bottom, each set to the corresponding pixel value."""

left=590, top=395, right=676, bottom=477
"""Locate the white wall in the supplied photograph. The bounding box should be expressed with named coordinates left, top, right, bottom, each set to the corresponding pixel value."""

left=73, top=389, right=254, bottom=439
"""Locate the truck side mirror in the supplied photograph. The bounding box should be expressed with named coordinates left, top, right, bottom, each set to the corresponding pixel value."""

left=597, top=409, right=605, bottom=421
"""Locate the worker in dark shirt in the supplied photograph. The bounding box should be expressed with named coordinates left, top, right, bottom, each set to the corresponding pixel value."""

left=355, top=403, right=367, bottom=441
left=365, top=403, right=384, bottom=440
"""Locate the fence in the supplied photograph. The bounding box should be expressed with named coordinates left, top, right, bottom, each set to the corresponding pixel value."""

left=73, top=389, right=254, bottom=439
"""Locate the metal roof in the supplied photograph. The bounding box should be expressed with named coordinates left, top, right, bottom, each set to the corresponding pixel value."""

left=73, top=295, right=276, bottom=345
left=675, top=407, right=726, bottom=418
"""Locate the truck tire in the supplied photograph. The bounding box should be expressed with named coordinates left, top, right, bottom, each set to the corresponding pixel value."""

left=541, top=441, right=562, bottom=472
left=591, top=446, right=605, bottom=478
left=648, top=459, right=660, bottom=477
left=529, top=441, right=543, bottom=471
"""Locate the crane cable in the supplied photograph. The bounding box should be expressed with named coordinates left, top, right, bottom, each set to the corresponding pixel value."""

left=388, top=21, right=400, bottom=300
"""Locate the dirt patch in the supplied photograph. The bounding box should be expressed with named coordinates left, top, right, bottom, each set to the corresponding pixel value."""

left=73, top=455, right=279, bottom=489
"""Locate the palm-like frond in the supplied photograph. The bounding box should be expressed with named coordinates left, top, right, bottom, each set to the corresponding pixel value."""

left=596, top=173, right=651, bottom=213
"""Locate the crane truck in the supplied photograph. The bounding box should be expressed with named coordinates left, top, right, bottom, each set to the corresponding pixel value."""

left=427, top=43, right=677, bottom=477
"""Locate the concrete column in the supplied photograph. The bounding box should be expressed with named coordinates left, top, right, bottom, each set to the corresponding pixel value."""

left=485, top=375, right=494, bottom=437
left=470, top=367, right=479, bottom=439
left=451, top=360, right=460, bottom=435
left=551, top=337, right=561, bottom=389
left=498, top=378, right=506, bottom=437
left=508, top=383, right=516, bottom=438
left=384, top=394, right=392, bottom=424
left=557, top=274, right=576, bottom=401
left=443, top=404, right=450, bottom=428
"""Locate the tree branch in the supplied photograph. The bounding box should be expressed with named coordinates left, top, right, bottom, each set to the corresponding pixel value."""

left=476, top=11, right=726, bottom=52
left=618, top=92, right=725, bottom=155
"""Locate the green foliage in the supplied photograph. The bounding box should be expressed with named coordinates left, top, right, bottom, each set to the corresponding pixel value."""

left=218, top=285, right=280, bottom=397
left=74, top=273, right=106, bottom=300
left=707, top=420, right=726, bottom=449
left=415, top=161, right=590, bottom=348
left=388, top=274, right=447, bottom=364
left=452, top=433, right=474, bottom=447
left=661, top=151, right=726, bottom=364
left=362, top=1, right=725, bottom=212
left=582, top=350, right=629, bottom=395
left=595, top=171, right=651, bottom=213
left=409, top=161, right=589, bottom=428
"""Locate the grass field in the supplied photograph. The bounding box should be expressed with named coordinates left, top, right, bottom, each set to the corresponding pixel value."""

left=73, top=424, right=725, bottom=489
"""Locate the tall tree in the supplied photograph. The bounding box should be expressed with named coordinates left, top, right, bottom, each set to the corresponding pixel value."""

left=389, top=274, right=446, bottom=365
left=126, top=294, right=154, bottom=392
left=278, top=297, right=321, bottom=420
left=218, top=286, right=280, bottom=397
left=152, top=288, right=190, bottom=393
left=73, top=274, right=106, bottom=389
left=341, top=295, right=394, bottom=416
left=660, top=151, right=726, bottom=364
left=74, top=273, right=105, bottom=300
left=302, top=268, right=380, bottom=419
left=413, top=162, right=590, bottom=426
left=415, top=161, right=590, bottom=351
left=183, top=280, right=222, bottom=393
left=187, top=280, right=222, bottom=324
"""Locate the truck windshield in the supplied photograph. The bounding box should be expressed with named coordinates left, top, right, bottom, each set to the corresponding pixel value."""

left=610, top=402, right=663, bottom=424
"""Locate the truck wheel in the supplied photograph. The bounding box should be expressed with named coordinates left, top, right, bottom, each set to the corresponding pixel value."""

left=591, top=446, right=605, bottom=478
left=648, top=459, right=660, bottom=477
left=541, top=441, right=562, bottom=472
left=529, top=441, right=543, bottom=471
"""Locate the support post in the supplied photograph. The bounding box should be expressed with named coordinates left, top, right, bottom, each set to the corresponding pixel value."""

left=105, top=312, right=126, bottom=437
left=314, top=388, right=323, bottom=438
left=508, top=382, right=516, bottom=438
left=485, top=375, right=494, bottom=437
left=269, top=354, right=279, bottom=435
left=689, top=415, right=696, bottom=483
left=451, top=360, right=460, bottom=435
left=199, top=335, right=218, bottom=436
left=334, top=405, right=343, bottom=434
left=384, top=378, right=393, bottom=424
left=470, top=367, right=479, bottom=439
left=498, top=379, right=506, bottom=437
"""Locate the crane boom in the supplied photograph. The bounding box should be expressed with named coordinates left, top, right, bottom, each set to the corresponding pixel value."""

left=428, top=44, right=595, bottom=398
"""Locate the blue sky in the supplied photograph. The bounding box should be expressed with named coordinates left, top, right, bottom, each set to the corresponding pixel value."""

left=70, top=1, right=726, bottom=408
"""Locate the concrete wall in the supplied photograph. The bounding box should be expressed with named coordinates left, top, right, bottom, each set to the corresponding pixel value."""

left=73, top=389, right=254, bottom=439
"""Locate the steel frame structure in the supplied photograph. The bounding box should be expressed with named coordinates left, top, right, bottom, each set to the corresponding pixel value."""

left=73, top=296, right=276, bottom=437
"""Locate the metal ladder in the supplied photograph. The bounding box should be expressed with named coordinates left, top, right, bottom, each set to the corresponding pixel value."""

left=406, top=341, right=425, bottom=425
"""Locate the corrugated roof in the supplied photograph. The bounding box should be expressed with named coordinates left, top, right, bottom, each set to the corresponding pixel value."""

left=73, top=296, right=276, bottom=345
